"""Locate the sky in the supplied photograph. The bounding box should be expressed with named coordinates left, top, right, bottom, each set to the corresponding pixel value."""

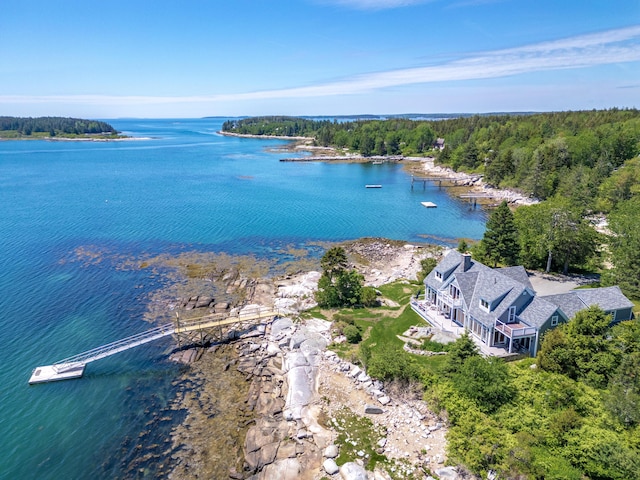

left=1, top=0, right=639, bottom=118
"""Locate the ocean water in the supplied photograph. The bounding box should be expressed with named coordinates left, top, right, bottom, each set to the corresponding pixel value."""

left=0, top=118, right=487, bottom=479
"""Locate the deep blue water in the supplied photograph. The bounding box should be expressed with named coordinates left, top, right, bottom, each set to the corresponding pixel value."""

left=0, top=119, right=487, bottom=479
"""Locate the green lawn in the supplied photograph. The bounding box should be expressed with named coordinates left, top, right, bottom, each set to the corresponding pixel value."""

left=317, top=280, right=449, bottom=376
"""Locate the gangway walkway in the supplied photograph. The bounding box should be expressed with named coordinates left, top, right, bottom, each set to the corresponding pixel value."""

left=29, top=306, right=277, bottom=384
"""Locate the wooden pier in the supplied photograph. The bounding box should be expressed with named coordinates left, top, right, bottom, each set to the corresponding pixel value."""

left=459, top=193, right=497, bottom=208
left=410, top=175, right=461, bottom=189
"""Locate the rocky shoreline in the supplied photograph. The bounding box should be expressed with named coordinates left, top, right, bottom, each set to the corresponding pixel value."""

left=160, top=239, right=467, bottom=479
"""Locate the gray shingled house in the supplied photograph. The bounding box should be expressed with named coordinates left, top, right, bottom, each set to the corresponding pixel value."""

left=411, top=250, right=634, bottom=356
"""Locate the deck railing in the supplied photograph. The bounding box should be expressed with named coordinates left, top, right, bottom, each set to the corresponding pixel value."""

left=495, top=319, right=536, bottom=338
left=441, top=293, right=463, bottom=307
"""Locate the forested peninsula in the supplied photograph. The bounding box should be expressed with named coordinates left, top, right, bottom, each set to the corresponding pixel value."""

left=0, top=116, right=120, bottom=140
left=221, top=110, right=640, bottom=479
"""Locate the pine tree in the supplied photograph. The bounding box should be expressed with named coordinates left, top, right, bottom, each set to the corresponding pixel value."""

left=481, top=200, right=519, bottom=267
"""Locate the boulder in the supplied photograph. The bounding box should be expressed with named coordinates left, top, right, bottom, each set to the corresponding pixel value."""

left=323, top=458, right=339, bottom=475
left=271, top=317, right=294, bottom=337
left=244, top=441, right=279, bottom=472
left=213, top=302, right=229, bottom=312
left=276, top=441, right=298, bottom=460
left=364, top=404, right=384, bottom=415
left=323, top=444, right=339, bottom=458
left=377, top=396, right=390, bottom=405
left=257, top=458, right=302, bottom=480
left=266, top=343, right=281, bottom=357
left=289, top=330, right=307, bottom=349
left=195, top=296, right=213, bottom=308
left=339, top=462, right=368, bottom=480
left=434, top=466, right=459, bottom=480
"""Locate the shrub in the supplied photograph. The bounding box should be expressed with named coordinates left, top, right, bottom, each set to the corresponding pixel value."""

left=360, top=286, right=378, bottom=307
left=343, top=324, right=362, bottom=344
left=418, top=257, right=438, bottom=283
left=420, top=337, right=449, bottom=352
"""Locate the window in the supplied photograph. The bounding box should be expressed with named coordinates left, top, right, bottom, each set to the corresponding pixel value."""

left=551, top=316, right=558, bottom=326
left=480, top=298, right=489, bottom=310
left=435, top=271, right=442, bottom=281
left=508, top=306, right=516, bottom=322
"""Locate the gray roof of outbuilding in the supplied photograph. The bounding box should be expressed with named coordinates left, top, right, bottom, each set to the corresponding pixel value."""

left=518, top=297, right=559, bottom=328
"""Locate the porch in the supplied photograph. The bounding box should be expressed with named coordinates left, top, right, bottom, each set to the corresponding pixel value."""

left=410, top=300, right=521, bottom=359
left=495, top=319, right=538, bottom=355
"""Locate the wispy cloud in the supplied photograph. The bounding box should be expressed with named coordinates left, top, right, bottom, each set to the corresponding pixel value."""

left=3, top=26, right=640, bottom=107
left=314, top=0, right=430, bottom=10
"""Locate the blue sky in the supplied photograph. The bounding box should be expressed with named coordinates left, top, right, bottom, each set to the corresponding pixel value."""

left=1, top=0, right=639, bottom=118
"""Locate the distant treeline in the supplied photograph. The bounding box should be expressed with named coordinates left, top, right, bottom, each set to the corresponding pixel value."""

left=0, top=116, right=117, bottom=136
left=222, top=109, right=640, bottom=208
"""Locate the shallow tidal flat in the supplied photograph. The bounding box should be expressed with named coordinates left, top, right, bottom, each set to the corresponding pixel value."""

left=168, top=345, right=251, bottom=478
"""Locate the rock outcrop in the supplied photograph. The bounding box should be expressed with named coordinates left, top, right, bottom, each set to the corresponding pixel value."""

left=236, top=316, right=334, bottom=479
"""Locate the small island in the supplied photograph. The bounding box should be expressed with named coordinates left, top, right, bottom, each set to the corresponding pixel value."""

left=0, top=116, right=124, bottom=140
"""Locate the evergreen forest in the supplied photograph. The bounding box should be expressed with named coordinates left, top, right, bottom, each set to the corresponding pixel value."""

left=0, top=116, right=118, bottom=138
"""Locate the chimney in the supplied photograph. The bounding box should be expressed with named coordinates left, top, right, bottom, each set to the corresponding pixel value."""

left=462, top=253, right=472, bottom=272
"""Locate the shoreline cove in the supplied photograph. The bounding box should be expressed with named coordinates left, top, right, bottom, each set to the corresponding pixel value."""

left=219, top=130, right=538, bottom=207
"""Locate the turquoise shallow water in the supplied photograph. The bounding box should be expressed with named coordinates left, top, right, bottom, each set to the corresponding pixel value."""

left=0, top=119, right=487, bottom=479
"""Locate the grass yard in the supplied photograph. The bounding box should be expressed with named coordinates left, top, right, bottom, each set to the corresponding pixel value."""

left=313, top=280, right=450, bottom=377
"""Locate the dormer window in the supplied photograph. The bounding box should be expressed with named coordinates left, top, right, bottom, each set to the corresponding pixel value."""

left=480, top=298, right=489, bottom=311
left=435, top=271, right=442, bottom=281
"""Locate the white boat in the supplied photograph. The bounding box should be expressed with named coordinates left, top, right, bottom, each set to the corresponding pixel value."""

left=366, top=184, right=382, bottom=188
left=421, top=201, right=437, bottom=208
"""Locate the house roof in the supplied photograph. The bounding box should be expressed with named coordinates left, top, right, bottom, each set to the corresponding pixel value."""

left=542, top=286, right=634, bottom=319
left=424, top=251, right=634, bottom=330
left=575, top=286, right=634, bottom=311
left=452, top=271, right=479, bottom=308
left=425, top=250, right=485, bottom=291
left=540, top=292, right=586, bottom=320
left=496, top=266, right=533, bottom=290
left=518, top=297, right=560, bottom=328
left=467, top=268, right=528, bottom=327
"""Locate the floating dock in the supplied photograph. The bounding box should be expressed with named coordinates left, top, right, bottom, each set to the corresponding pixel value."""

left=421, top=201, right=437, bottom=208
left=29, top=363, right=86, bottom=384
left=365, top=184, right=382, bottom=188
